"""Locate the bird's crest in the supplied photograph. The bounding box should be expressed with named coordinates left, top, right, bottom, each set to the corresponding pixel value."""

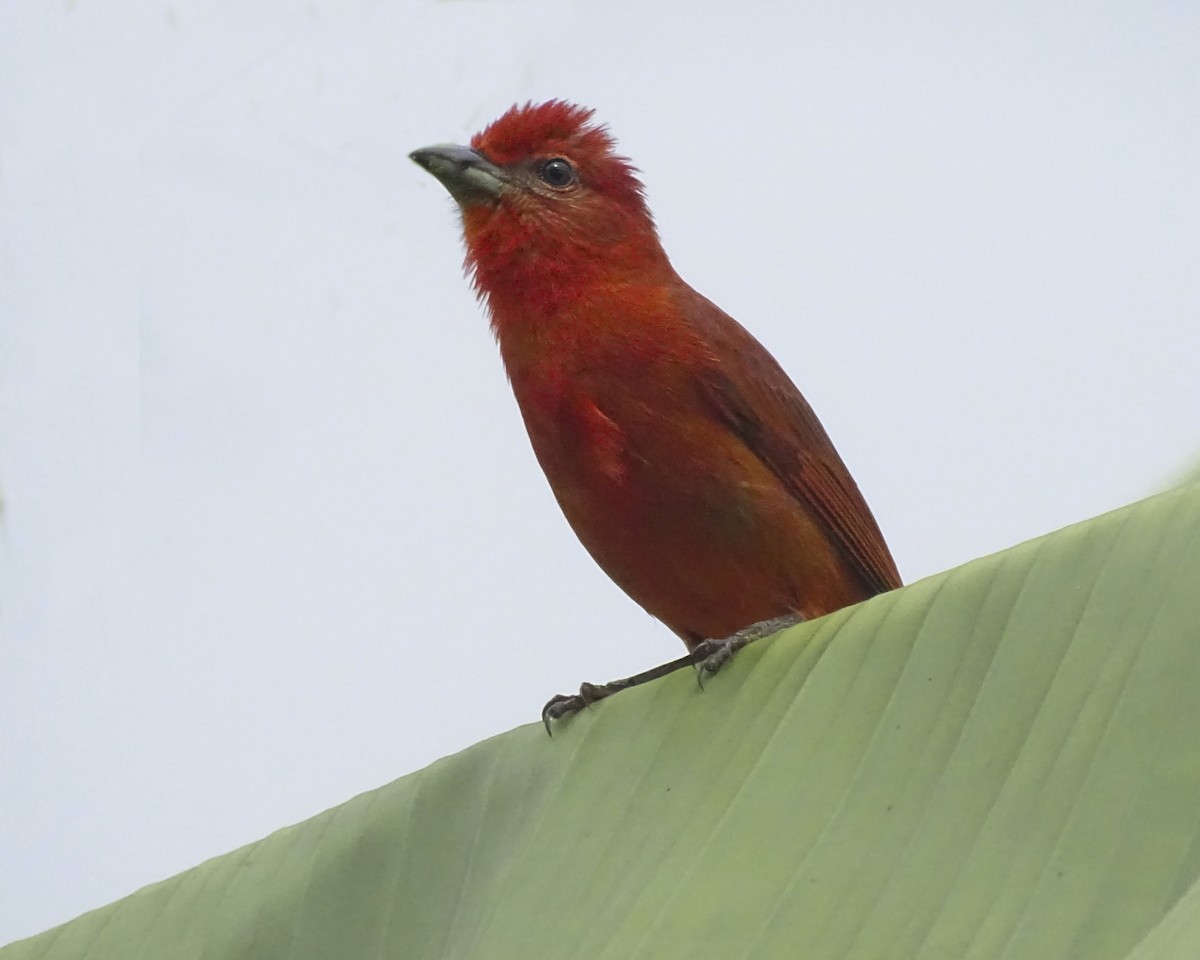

left=471, top=100, right=648, bottom=217
left=472, top=100, right=602, bottom=165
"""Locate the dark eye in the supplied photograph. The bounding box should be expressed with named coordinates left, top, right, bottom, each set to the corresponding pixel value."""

left=538, top=158, right=576, bottom=189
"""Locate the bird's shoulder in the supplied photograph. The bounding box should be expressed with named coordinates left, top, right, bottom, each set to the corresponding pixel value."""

left=673, top=284, right=903, bottom=595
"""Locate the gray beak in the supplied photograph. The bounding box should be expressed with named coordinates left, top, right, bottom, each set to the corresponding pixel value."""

left=409, top=144, right=508, bottom=206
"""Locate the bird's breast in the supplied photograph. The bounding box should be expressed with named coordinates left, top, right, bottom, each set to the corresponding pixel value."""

left=506, top=361, right=853, bottom=639
left=512, top=371, right=634, bottom=493
left=512, top=361, right=750, bottom=530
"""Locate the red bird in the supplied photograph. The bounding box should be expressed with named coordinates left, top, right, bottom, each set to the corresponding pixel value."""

left=411, top=101, right=900, bottom=726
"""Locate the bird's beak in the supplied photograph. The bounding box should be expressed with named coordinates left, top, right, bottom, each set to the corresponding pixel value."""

left=409, top=144, right=508, bottom=206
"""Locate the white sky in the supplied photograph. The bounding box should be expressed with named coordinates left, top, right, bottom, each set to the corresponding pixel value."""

left=1, top=0, right=1197, bottom=945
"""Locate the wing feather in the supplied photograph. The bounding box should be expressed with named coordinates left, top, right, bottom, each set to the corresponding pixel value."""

left=683, top=287, right=902, bottom=596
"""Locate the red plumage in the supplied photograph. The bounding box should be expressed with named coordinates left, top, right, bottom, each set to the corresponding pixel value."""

left=413, top=101, right=900, bottom=656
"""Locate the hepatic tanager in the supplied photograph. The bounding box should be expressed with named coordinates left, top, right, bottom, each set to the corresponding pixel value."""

left=411, top=101, right=900, bottom=728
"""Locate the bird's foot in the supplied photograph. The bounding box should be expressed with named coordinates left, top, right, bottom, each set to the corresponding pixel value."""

left=541, top=653, right=696, bottom=735
left=540, top=682, right=606, bottom=734
left=540, top=615, right=803, bottom=733
left=691, top=613, right=804, bottom=687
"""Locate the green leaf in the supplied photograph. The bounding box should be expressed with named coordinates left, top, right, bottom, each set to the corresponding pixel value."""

left=1171, top=459, right=1200, bottom=490
left=5, top=484, right=1199, bottom=960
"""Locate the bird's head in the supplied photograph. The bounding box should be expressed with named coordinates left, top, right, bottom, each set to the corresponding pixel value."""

left=411, top=101, right=667, bottom=310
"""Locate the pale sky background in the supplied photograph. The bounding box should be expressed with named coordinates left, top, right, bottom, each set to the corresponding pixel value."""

left=1, top=0, right=1197, bottom=946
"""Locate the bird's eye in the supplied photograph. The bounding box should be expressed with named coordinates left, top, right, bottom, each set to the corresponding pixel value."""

left=538, top=158, right=576, bottom=189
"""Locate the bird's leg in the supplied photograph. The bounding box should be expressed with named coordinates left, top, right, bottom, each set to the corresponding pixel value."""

left=541, top=652, right=696, bottom=734
left=541, top=614, right=804, bottom=733
left=690, top=613, right=804, bottom=687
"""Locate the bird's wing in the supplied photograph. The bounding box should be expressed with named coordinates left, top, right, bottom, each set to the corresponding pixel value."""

left=683, top=288, right=902, bottom=596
